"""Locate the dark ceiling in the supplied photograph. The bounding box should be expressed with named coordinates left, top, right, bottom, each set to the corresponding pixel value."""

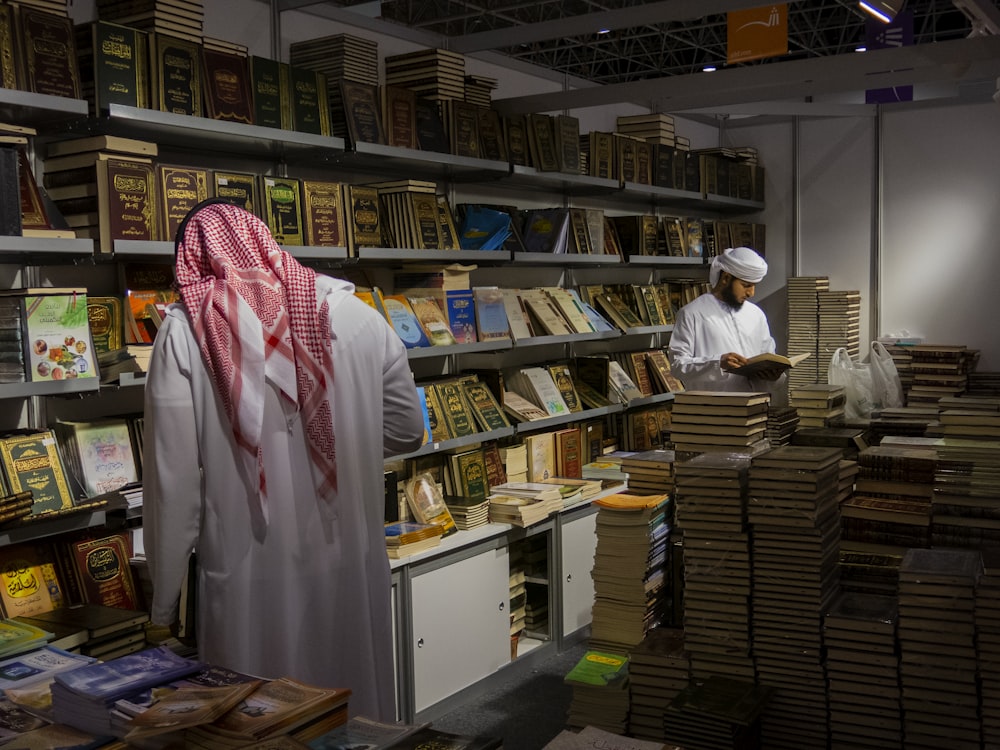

left=367, top=0, right=972, bottom=84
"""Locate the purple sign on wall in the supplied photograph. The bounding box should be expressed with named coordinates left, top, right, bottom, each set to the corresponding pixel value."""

left=865, top=11, right=914, bottom=103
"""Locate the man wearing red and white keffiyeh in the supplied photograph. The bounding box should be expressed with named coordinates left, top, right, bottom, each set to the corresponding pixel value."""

left=143, top=201, right=424, bottom=720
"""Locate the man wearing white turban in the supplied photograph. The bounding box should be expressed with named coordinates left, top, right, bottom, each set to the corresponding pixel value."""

left=668, top=246, right=786, bottom=402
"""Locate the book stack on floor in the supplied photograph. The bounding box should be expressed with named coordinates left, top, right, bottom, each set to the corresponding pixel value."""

left=669, top=391, right=771, bottom=458
left=906, top=344, right=976, bottom=405
left=788, top=383, right=846, bottom=427
left=785, top=276, right=829, bottom=390
left=939, top=407, right=1000, bottom=441
left=748, top=445, right=843, bottom=750
left=15, top=603, right=149, bottom=660
left=588, top=492, right=671, bottom=656
left=564, top=649, right=630, bottom=735
left=674, top=453, right=754, bottom=681
left=823, top=591, right=902, bottom=750
left=817, top=289, right=861, bottom=362
left=765, top=405, right=799, bottom=447
left=791, top=425, right=868, bottom=461
left=662, top=675, right=772, bottom=750
left=839, top=444, right=936, bottom=587
left=928, top=437, right=1000, bottom=549
left=967, top=372, right=1000, bottom=397
left=621, top=449, right=675, bottom=495
left=897, top=548, right=983, bottom=750
left=627, top=627, right=690, bottom=743
left=977, top=548, right=1000, bottom=748
left=546, top=724, right=675, bottom=750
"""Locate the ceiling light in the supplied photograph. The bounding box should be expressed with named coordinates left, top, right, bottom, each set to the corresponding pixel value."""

left=703, top=65, right=717, bottom=72
left=855, top=45, right=868, bottom=52
left=858, top=0, right=905, bottom=23
left=597, top=28, right=611, bottom=34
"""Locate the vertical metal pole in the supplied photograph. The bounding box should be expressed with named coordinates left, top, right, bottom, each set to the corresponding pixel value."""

left=871, top=107, right=883, bottom=344
left=270, top=0, right=281, bottom=62
left=792, top=115, right=800, bottom=276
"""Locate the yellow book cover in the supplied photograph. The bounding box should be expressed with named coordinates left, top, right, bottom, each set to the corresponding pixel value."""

left=407, top=296, right=456, bottom=347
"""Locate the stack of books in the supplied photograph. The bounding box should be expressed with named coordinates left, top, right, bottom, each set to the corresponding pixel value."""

left=16, top=603, right=149, bottom=659
left=564, top=649, right=630, bottom=735
left=464, top=74, right=497, bottom=107
left=817, top=289, right=861, bottom=363
left=907, top=344, right=974, bottom=405
left=370, top=179, right=459, bottom=250
left=384, top=521, right=444, bottom=559
left=823, top=592, right=902, bottom=750
left=939, top=407, right=1000, bottom=440
left=488, top=482, right=562, bottom=527
left=626, top=627, right=690, bottom=743
left=0, top=490, right=33, bottom=527
left=789, top=383, right=846, bottom=427
left=0, top=618, right=54, bottom=658
left=977, top=548, right=1000, bottom=749
left=589, top=492, right=671, bottom=655
left=384, top=48, right=466, bottom=104
left=96, top=0, right=205, bottom=43
left=669, top=391, right=771, bottom=457
left=500, top=443, right=528, bottom=483
left=747, top=445, right=844, bottom=750
left=444, top=495, right=490, bottom=530
left=897, top=548, right=983, bottom=750
left=508, top=565, right=526, bottom=646
left=621, top=449, right=675, bottom=494
left=663, top=675, right=772, bottom=750
left=289, top=33, right=379, bottom=109
left=785, top=276, right=829, bottom=390
left=924, top=436, right=1000, bottom=549
left=765, top=405, right=799, bottom=446
left=616, top=113, right=676, bottom=148
left=51, top=645, right=203, bottom=737
left=674, top=452, right=754, bottom=681
left=0, top=295, right=25, bottom=384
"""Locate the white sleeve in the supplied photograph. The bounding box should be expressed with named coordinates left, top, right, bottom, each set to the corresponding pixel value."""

left=380, top=322, right=425, bottom=457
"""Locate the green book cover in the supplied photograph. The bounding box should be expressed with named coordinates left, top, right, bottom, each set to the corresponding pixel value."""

left=250, top=56, right=284, bottom=130
left=87, top=21, right=149, bottom=111
left=564, top=650, right=628, bottom=687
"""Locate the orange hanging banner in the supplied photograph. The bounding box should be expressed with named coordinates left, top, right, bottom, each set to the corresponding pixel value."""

left=727, top=4, right=788, bottom=65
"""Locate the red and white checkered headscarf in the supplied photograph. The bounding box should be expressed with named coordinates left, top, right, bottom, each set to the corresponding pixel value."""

left=175, top=201, right=336, bottom=522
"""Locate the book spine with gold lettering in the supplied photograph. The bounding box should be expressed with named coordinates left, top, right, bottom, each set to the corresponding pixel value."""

left=436, top=379, right=476, bottom=438
left=17, top=149, right=49, bottom=230
left=157, top=164, right=212, bottom=242
left=528, top=114, right=559, bottom=172
left=554, top=114, right=581, bottom=175
left=617, top=135, right=637, bottom=184
left=635, top=140, right=652, bottom=186
left=0, top=430, right=75, bottom=516
left=477, top=107, right=507, bottom=163
left=341, top=80, right=385, bottom=146
left=409, top=193, right=442, bottom=250
left=80, top=21, right=149, bottom=114
left=589, top=131, right=613, bottom=180
left=149, top=32, right=202, bottom=117
left=288, top=65, right=327, bottom=136
left=301, top=180, right=346, bottom=248
left=422, top=384, right=451, bottom=443
left=213, top=171, right=260, bottom=216
left=0, top=5, right=17, bottom=90
left=435, top=195, right=459, bottom=250
left=345, top=184, right=382, bottom=255
left=455, top=448, right=489, bottom=501
left=568, top=208, right=592, bottom=255
left=448, top=101, right=481, bottom=159
left=503, top=114, right=528, bottom=167
left=16, top=6, right=81, bottom=99
left=202, top=48, right=254, bottom=125
left=250, top=55, right=283, bottom=130
left=87, top=296, right=124, bottom=356
left=95, top=157, right=158, bottom=254
left=260, top=176, right=304, bottom=246
left=461, top=381, right=510, bottom=432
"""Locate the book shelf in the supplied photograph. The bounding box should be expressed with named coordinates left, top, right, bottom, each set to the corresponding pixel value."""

left=1, top=85, right=762, bottom=725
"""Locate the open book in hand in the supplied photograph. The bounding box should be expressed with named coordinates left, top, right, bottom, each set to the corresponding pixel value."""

left=730, top=352, right=811, bottom=378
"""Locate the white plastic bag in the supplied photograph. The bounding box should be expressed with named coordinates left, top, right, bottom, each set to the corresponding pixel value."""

left=827, top=347, right=874, bottom=419
left=869, top=341, right=904, bottom=410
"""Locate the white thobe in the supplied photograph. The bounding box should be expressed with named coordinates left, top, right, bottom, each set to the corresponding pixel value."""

left=668, top=292, right=786, bottom=403
left=142, top=276, right=424, bottom=720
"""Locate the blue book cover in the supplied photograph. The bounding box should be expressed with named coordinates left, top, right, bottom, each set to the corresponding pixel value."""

left=416, top=386, right=431, bottom=445
left=472, top=287, right=510, bottom=341
left=52, top=645, right=202, bottom=702
left=382, top=295, right=431, bottom=349
left=459, top=206, right=511, bottom=251
left=445, top=289, right=477, bottom=343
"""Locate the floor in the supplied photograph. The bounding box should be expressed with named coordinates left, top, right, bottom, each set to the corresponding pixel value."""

left=430, top=641, right=589, bottom=750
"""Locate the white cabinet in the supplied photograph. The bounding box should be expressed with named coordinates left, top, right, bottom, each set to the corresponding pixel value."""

left=559, top=508, right=598, bottom=639
left=409, top=543, right=511, bottom=714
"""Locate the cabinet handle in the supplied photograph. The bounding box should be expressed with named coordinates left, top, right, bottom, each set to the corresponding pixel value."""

left=566, top=574, right=572, bottom=583
left=417, top=638, right=424, bottom=648
left=498, top=602, right=505, bottom=612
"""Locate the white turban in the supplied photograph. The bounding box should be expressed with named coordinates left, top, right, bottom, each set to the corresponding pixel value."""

left=710, top=246, right=768, bottom=287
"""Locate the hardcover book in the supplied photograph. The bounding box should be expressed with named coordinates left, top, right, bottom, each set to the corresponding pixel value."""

left=0, top=430, right=76, bottom=515
left=0, top=5, right=16, bottom=91
left=54, top=418, right=139, bottom=497
left=527, top=113, right=559, bottom=172
left=149, top=32, right=203, bottom=117
left=435, top=379, right=477, bottom=438
left=202, top=48, right=254, bottom=125
left=445, top=289, right=477, bottom=343
left=554, top=114, right=581, bottom=174
left=0, top=146, right=19, bottom=237
left=17, top=7, right=81, bottom=99
left=17, top=149, right=50, bottom=231
left=288, top=65, right=330, bottom=136
left=63, top=532, right=140, bottom=610
left=382, top=85, right=418, bottom=150
left=344, top=184, right=382, bottom=254
left=554, top=427, right=583, bottom=479
left=504, top=114, right=529, bottom=166
left=340, top=80, right=385, bottom=146
left=588, top=131, right=614, bottom=179
left=157, top=163, right=212, bottom=242
left=260, top=176, right=304, bottom=246
left=477, top=107, right=507, bottom=162
left=77, top=21, right=150, bottom=113
left=301, top=180, right=346, bottom=247
left=414, top=98, right=449, bottom=153
left=213, top=171, right=260, bottom=215
left=445, top=100, right=481, bottom=159
left=95, top=157, right=158, bottom=254
left=461, top=380, right=510, bottom=432
left=730, top=352, right=810, bottom=377
left=249, top=56, right=287, bottom=130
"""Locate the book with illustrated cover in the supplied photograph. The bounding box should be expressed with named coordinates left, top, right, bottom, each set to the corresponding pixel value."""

left=522, top=209, right=570, bottom=254
left=0, top=542, right=64, bottom=619
left=408, top=297, right=456, bottom=347
left=54, top=418, right=139, bottom=498
left=548, top=363, right=582, bottom=412
left=9, top=290, right=97, bottom=383
left=382, top=295, right=431, bottom=349
left=0, top=430, right=76, bottom=516
left=472, top=287, right=510, bottom=342
left=125, top=680, right=263, bottom=741
left=403, top=473, right=457, bottom=537
left=51, top=645, right=201, bottom=703
left=0, top=646, right=97, bottom=693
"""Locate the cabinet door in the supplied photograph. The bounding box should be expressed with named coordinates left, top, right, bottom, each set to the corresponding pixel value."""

left=560, top=510, right=598, bottom=638
left=410, top=545, right=511, bottom=714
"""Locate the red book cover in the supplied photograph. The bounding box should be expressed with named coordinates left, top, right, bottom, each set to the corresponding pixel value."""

left=69, top=532, right=141, bottom=610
